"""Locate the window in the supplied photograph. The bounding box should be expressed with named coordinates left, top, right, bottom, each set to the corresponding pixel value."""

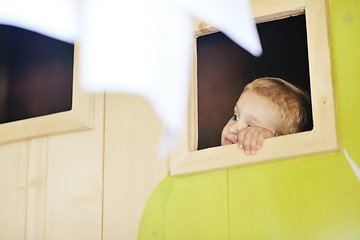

left=0, top=25, right=94, bottom=145
left=197, top=14, right=312, bottom=150
left=0, top=25, right=73, bottom=123
left=170, top=0, right=338, bottom=176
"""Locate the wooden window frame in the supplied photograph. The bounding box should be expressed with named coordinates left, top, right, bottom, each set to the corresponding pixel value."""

left=0, top=47, right=95, bottom=145
left=170, top=0, right=338, bottom=176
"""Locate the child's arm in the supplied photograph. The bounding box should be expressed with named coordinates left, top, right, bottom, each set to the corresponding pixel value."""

left=236, top=126, right=274, bottom=155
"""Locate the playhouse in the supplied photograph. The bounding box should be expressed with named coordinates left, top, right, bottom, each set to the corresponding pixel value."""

left=0, top=0, right=359, bottom=239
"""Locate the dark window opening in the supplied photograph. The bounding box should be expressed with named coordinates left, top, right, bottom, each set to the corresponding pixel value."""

left=197, top=14, right=312, bottom=150
left=0, top=25, right=74, bottom=124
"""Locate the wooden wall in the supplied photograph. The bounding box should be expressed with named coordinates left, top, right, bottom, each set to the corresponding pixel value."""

left=0, top=93, right=104, bottom=240
left=0, top=93, right=169, bottom=240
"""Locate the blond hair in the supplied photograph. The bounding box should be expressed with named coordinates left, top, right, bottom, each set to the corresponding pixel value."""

left=243, top=77, right=312, bottom=136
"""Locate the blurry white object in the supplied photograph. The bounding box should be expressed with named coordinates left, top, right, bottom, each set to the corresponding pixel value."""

left=344, top=149, right=360, bottom=181
left=0, top=0, right=261, bottom=149
left=0, top=0, right=76, bottom=43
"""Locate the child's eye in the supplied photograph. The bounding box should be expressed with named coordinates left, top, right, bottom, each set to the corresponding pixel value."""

left=233, top=114, right=239, bottom=121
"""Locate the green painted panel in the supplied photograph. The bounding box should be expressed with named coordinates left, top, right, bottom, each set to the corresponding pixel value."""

left=162, top=172, right=229, bottom=240
left=138, top=179, right=165, bottom=240
left=330, top=0, right=360, bottom=162
left=228, top=160, right=299, bottom=240
left=297, top=153, right=360, bottom=240
left=139, top=172, right=229, bottom=240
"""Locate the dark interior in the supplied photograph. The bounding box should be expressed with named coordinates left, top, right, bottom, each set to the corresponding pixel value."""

left=197, top=14, right=312, bottom=150
left=0, top=25, right=74, bottom=124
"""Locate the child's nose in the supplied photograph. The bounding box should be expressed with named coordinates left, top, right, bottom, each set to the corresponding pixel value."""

left=229, top=121, right=244, bottom=133
left=229, top=122, right=239, bottom=134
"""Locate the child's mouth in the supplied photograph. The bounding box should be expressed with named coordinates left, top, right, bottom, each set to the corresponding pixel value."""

left=224, top=138, right=235, bottom=145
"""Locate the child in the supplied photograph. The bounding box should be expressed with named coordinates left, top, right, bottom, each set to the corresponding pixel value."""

left=221, top=77, right=312, bottom=155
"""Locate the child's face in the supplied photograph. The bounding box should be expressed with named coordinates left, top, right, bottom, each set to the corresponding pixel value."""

left=221, top=90, right=280, bottom=145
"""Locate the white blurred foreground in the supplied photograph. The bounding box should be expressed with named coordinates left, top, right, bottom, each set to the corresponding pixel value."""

left=0, top=0, right=261, bottom=151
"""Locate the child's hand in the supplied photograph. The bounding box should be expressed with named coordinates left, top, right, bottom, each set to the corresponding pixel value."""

left=236, top=126, right=274, bottom=155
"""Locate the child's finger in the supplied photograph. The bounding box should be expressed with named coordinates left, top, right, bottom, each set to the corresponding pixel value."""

left=249, top=131, right=259, bottom=154
left=256, top=130, right=274, bottom=150
left=237, top=128, right=247, bottom=149
left=242, top=129, right=253, bottom=154
left=256, top=132, right=266, bottom=150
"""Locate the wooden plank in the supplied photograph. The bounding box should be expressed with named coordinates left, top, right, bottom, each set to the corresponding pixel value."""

left=0, top=141, right=28, bottom=240
left=171, top=131, right=337, bottom=176
left=193, top=0, right=305, bottom=34
left=26, top=137, right=48, bottom=240
left=250, top=0, right=305, bottom=22
left=304, top=0, right=337, bottom=143
left=169, top=40, right=198, bottom=169
left=103, top=94, right=169, bottom=240
left=44, top=94, right=104, bottom=240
